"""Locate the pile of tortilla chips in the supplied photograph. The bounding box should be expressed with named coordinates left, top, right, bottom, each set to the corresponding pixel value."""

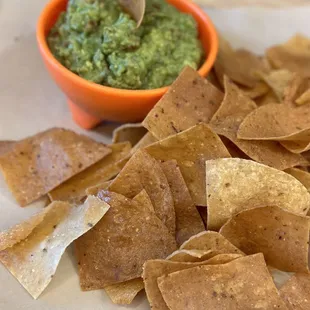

left=0, top=34, right=310, bottom=308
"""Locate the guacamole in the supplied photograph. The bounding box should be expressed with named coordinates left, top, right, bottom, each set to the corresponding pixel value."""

left=48, top=0, right=204, bottom=90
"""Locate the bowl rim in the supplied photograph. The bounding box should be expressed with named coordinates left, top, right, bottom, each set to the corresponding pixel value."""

left=37, top=0, right=218, bottom=98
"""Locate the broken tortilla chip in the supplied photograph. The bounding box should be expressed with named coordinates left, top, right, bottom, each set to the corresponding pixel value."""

left=0, top=128, right=111, bottom=206
left=161, top=160, right=205, bottom=246
left=104, top=278, right=144, bottom=305
left=48, top=142, right=130, bottom=202
left=209, top=78, right=306, bottom=170
left=285, top=167, right=310, bottom=192
left=112, top=123, right=147, bottom=146
left=119, top=0, right=145, bottom=27
left=266, top=34, right=310, bottom=77
left=158, top=254, right=287, bottom=310
left=142, top=66, right=224, bottom=140
left=146, top=123, right=231, bottom=205
left=206, top=158, right=310, bottom=230
left=108, top=150, right=175, bottom=234
left=0, top=140, right=15, bottom=157
left=75, top=191, right=177, bottom=290
left=220, top=206, right=310, bottom=273
left=143, top=254, right=241, bottom=310
left=0, top=196, right=110, bottom=298
left=280, top=273, right=310, bottom=310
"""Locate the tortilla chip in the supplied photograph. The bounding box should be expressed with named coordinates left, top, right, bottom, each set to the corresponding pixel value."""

left=266, top=34, right=310, bottom=77
left=220, top=136, right=250, bottom=159
left=108, top=150, right=175, bottom=234
left=131, top=132, right=157, bottom=153
left=167, top=249, right=216, bottom=262
left=48, top=142, right=130, bottom=202
left=180, top=231, right=243, bottom=255
left=161, top=160, right=205, bottom=246
left=132, top=189, right=154, bottom=212
left=0, top=128, right=111, bottom=206
left=196, top=206, right=208, bottom=228
left=142, top=66, right=224, bottom=140
left=0, top=196, right=110, bottom=298
left=238, top=102, right=310, bottom=142
left=214, top=37, right=269, bottom=88
left=296, top=88, right=310, bottom=105
left=206, top=69, right=222, bottom=90
left=143, top=254, right=241, bottom=310
left=104, top=278, right=144, bottom=305
left=240, top=81, right=269, bottom=99
left=112, top=123, right=147, bottom=146
left=158, top=254, right=287, bottom=310
left=285, top=168, right=310, bottom=192
left=220, top=206, right=310, bottom=273
left=257, top=69, right=294, bottom=101
left=75, top=191, right=177, bottom=290
left=283, top=74, right=310, bottom=104
left=119, top=0, right=145, bottom=27
left=206, top=158, right=310, bottom=230
left=280, top=273, right=310, bottom=310
left=146, top=123, right=231, bottom=205
left=281, top=140, right=310, bottom=154
left=209, top=78, right=307, bottom=170
left=0, top=140, right=15, bottom=156
left=85, top=180, right=113, bottom=196
left=255, top=90, right=279, bottom=106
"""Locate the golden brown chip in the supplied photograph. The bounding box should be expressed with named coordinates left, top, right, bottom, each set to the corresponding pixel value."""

left=283, top=74, right=310, bottom=105
left=167, top=249, right=215, bottom=262
left=108, top=150, right=175, bottom=234
left=0, top=196, right=110, bottom=298
left=146, top=123, right=231, bottom=205
left=75, top=191, right=177, bottom=290
left=48, top=142, right=130, bottom=202
left=285, top=168, right=310, bottom=192
left=85, top=180, right=113, bottom=195
left=161, top=160, right=205, bottom=246
left=209, top=78, right=307, bottom=170
left=142, top=66, right=224, bottom=140
left=0, top=128, right=111, bottom=206
left=281, top=140, right=310, bottom=154
left=119, top=0, right=145, bottom=27
left=206, top=158, right=310, bottom=230
left=104, top=278, right=144, bottom=305
left=132, top=189, right=154, bottom=212
left=220, top=206, right=310, bottom=273
left=266, top=34, right=310, bottom=77
left=158, top=254, right=287, bottom=310
left=240, top=81, right=269, bottom=99
left=112, top=123, right=147, bottom=146
left=131, top=132, right=157, bottom=153
left=255, top=90, right=279, bottom=106
left=0, top=140, right=15, bottom=156
left=280, top=273, right=310, bottom=310
left=143, top=254, right=241, bottom=310
left=296, top=88, right=310, bottom=105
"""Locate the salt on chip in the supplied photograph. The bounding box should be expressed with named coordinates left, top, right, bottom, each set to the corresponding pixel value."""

left=209, top=78, right=306, bottom=170
left=280, top=273, right=310, bottom=310
left=0, top=196, right=110, bottom=298
left=142, top=66, right=224, bottom=140
left=112, top=123, right=147, bottom=146
left=143, top=254, right=241, bottom=310
left=48, top=142, right=130, bottom=202
left=108, top=150, right=175, bottom=234
left=220, top=206, right=310, bottom=273
left=75, top=191, right=177, bottom=290
left=206, top=158, right=310, bottom=230
left=146, top=123, right=231, bottom=206
left=0, top=128, right=111, bottom=206
left=161, top=160, right=205, bottom=245
left=158, top=253, right=287, bottom=310
left=285, top=168, right=310, bottom=192
left=0, top=140, right=15, bottom=157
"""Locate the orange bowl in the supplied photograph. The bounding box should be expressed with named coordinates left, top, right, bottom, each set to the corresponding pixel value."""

left=37, top=0, right=218, bottom=129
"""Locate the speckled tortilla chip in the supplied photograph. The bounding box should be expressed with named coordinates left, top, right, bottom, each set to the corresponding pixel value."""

left=104, top=278, right=144, bottom=305
left=142, top=66, right=224, bottom=140
left=161, top=160, right=204, bottom=246
left=180, top=231, right=243, bottom=255
left=143, top=254, right=241, bottom=310
left=280, top=273, right=310, bottom=310
left=206, top=158, right=310, bottom=230
left=0, top=140, right=15, bottom=156
left=75, top=191, right=177, bottom=290
left=48, top=142, right=130, bottom=202
left=0, top=128, right=111, bottom=206
left=266, top=34, right=310, bottom=77
left=108, top=150, right=175, bottom=234
left=146, top=123, right=231, bottom=205
left=238, top=103, right=310, bottom=142
left=0, top=196, right=110, bottom=298
left=85, top=180, right=113, bottom=196
left=221, top=206, right=310, bottom=273
left=285, top=168, right=310, bottom=192
left=209, top=78, right=307, bottom=170
left=112, top=123, right=147, bottom=146
left=157, top=254, right=287, bottom=310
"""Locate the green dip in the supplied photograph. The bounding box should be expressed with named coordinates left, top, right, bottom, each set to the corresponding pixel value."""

left=48, top=0, right=204, bottom=89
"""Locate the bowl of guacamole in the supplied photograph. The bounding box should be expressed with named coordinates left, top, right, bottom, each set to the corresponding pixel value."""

left=37, top=0, right=218, bottom=127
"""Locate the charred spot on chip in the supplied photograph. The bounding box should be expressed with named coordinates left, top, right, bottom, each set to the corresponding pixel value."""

left=78, top=163, right=83, bottom=169
left=43, top=248, right=48, bottom=253
left=87, top=223, right=94, bottom=228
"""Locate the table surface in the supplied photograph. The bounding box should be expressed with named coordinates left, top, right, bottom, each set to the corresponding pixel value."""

left=0, top=0, right=309, bottom=309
